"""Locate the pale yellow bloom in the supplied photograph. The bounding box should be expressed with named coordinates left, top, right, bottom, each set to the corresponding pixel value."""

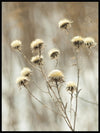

left=66, top=81, right=77, bottom=92
left=31, top=55, right=43, bottom=65
left=48, top=69, right=64, bottom=82
left=84, top=37, right=96, bottom=48
left=71, top=36, right=84, bottom=48
left=21, top=67, right=32, bottom=77
left=58, top=19, right=73, bottom=30
left=48, top=48, right=60, bottom=59
left=11, top=40, right=22, bottom=50
left=30, top=39, right=44, bottom=51
left=16, top=76, right=30, bottom=86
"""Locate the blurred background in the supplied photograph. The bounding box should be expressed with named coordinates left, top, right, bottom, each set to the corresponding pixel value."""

left=2, top=2, right=98, bottom=131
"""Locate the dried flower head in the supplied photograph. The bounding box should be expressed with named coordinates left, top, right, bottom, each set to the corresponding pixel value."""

left=84, top=37, right=96, bottom=48
left=66, top=81, right=77, bottom=93
left=11, top=40, right=22, bottom=50
left=21, top=67, right=32, bottom=77
left=31, top=55, right=43, bottom=65
left=71, top=36, right=84, bottom=48
left=30, top=39, right=44, bottom=51
left=48, top=69, right=64, bottom=83
left=58, top=19, right=73, bottom=30
left=16, top=76, right=30, bottom=87
left=48, top=48, right=60, bottom=59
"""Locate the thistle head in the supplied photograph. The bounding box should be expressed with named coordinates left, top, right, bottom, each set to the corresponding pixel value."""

left=31, top=55, right=43, bottom=65
left=30, top=39, right=44, bottom=51
left=58, top=19, right=73, bottom=30
left=48, top=48, right=60, bottom=59
left=48, top=69, right=64, bottom=83
left=21, top=67, right=32, bottom=77
left=84, top=37, right=96, bottom=48
left=11, top=40, right=22, bottom=50
left=71, top=36, right=84, bottom=48
left=16, top=76, right=30, bottom=87
left=66, top=81, right=77, bottom=93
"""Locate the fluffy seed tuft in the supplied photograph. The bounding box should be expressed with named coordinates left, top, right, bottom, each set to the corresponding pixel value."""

left=21, top=67, right=32, bottom=77
left=11, top=40, right=22, bottom=50
left=58, top=19, right=73, bottom=30
left=48, top=48, right=60, bottom=59
left=66, top=81, right=77, bottom=93
left=48, top=69, right=64, bottom=83
left=84, top=37, right=96, bottom=48
left=71, top=36, right=84, bottom=48
left=16, top=76, right=30, bottom=87
left=31, top=55, right=43, bottom=65
left=30, top=39, right=44, bottom=51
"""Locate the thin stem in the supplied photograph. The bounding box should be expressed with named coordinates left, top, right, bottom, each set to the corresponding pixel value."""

left=73, top=50, right=80, bottom=130
left=78, top=96, right=98, bottom=106
left=70, top=93, right=73, bottom=121
left=31, top=80, right=48, bottom=94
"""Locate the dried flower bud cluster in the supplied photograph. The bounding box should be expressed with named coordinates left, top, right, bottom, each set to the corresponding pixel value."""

left=48, top=69, right=64, bottom=83
left=16, top=67, right=31, bottom=87
left=16, top=76, right=30, bottom=87
left=71, top=36, right=84, bottom=48
left=21, top=67, right=32, bottom=77
left=58, top=19, right=73, bottom=30
left=48, top=48, right=60, bottom=59
left=11, top=40, right=22, bottom=50
left=30, top=39, right=44, bottom=51
left=84, top=37, right=96, bottom=48
left=66, top=81, right=77, bottom=93
left=31, top=55, right=43, bottom=65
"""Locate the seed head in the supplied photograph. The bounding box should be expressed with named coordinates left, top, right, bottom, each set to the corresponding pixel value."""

left=48, top=69, right=64, bottom=83
left=58, top=19, right=73, bottom=30
left=21, top=67, right=32, bottom=77
left=71, top=36, right=84, bottom=48
left=31, top=55, right=43, bottom=65
left=66, top=81, right=77, bottom=93
left=48, top=48, right=60, bottom=59
left=16, top=76, right=30, bottom=87
left=84, top=37, right=96, bottom=48
left=30, top=39, right=44, bottom=51
left=11, top=40, right=22, bottom=50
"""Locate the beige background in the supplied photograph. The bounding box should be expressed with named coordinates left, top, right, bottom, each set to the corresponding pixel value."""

left=2, top=2, right=98, bottom=131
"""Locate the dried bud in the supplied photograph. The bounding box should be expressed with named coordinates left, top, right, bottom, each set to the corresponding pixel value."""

left=48, top=69, right=64, bottom=83
left=71, top=36, right=84, bottom=48
left=31, top=55, right=43, bottom=65
left=30, top=39, right=44, bottom=51
left=11, top=40, right=22, bottom=50
left=84, top=37, right=96, bottom=48
left=21, top=67, right=32, bottom=77
left=66, top=81, right=77, bottom=93
left=16, top=76, right=30, bottom=87
left=48, top=48, right=60, bottom=59
left=58, top=19, right=73, bottom=30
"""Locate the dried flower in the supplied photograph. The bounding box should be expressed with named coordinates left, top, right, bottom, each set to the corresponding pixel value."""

left=11, top=40, right=22, bottom=50
left=48, top=69, right=64, bottom=83
left=31, top=55, right=43, bottom=65
left=84, top=37, right=96, bottom=48
left=21, top=67, right=32, bottom=77
left=71, top=36, right=84, bottom=48
left=30, top=39, right=44, bottom=51
left=58, top=19, right=73, bottom=30
left=48, top=48, right=60, bottom=59
left=16, top=76, right=30, bottom=87
left=66, top=81, right=77, bottom=93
